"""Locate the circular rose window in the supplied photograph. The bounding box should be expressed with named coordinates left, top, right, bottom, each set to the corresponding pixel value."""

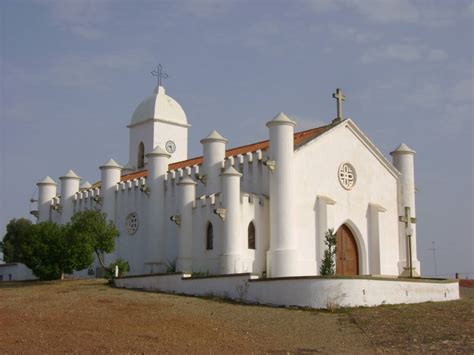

left=126, top=212, right=139, bottom=235
left=338, top=162, right=356, bottom=190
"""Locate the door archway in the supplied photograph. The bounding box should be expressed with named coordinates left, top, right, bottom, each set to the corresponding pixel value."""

left=336, top=224, right=359, bottom=275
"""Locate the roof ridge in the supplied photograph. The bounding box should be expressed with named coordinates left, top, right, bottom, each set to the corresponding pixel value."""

left=108, top=124, right=331, bottom=185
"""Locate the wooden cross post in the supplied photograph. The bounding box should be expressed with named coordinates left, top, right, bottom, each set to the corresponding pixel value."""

left=399, top=206, right=417, bottom=277
left=332, top=88, right=346, bottom=123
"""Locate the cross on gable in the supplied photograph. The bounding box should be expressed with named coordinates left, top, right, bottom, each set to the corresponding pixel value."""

left=151, top=64, right=168, bottom=87
left=332, top=88, right=346, bottom=121
left=399, top=206, right=416, bottom=236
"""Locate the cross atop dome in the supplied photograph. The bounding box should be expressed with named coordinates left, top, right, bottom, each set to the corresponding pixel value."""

left=151, top=64, right=168, bottom=87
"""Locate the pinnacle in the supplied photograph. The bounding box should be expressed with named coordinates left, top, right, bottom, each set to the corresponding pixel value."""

left=266, top=112, right=296, bottom=127
left=146, top=145, right=171, bottom=158
left=100, top=159, right=122, bottom=169
left=200, top=130, right=228, bottom=144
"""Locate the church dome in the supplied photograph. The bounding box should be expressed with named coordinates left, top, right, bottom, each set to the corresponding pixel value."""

left=130, top=86, right=187, bottom=126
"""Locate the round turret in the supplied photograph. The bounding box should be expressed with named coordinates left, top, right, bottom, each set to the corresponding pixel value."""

left=220, top=166, right=243, bottom=274
left=145, top=145, right=170, bottom=269
left=200, top=130, right=228, bottom=194
left=99, top=159, right=122, bottom=222
left=59, top=170, right=81, bottom=224
left=390, top=143, right=420, bottom=275
left=266, top=112, right=298, bottom=277
left=176, top=176, right=197, bottom=273
left=37, top=176, right=57, bottom=222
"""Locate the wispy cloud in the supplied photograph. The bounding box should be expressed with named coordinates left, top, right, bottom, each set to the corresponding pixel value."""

left=347, top=0, right=419, bottom=24
left=179, top=0, right=236, bottom=18
left=290, top=114, right=326, bottom=130
left=48, top=50, right=154, bottom=89
left=39, top=0, right=111, bottom=39
left=302, top=0, right=340, bottom=14
left=361, top=43, right=422, bottom=63
left=242, top=21, right=282, bottom=50
left=305, top=0, right=464, bottom=27
left=405, top=78, right=473, bottom=130
left=328, top=25, right=383, bottom=44
left=360, top=43, right=447, bottom=63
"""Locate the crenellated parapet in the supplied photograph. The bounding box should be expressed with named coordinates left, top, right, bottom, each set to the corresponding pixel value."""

left=33, top=113, right=287, bottom=276
left=74, top=186, right=102, bottom=213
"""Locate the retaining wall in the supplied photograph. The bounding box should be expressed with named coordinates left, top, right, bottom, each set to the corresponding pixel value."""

left=114, top=273, right=459, bottom=309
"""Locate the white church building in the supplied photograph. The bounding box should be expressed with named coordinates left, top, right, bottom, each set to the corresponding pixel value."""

left=31, top=76, right=459, bottom=308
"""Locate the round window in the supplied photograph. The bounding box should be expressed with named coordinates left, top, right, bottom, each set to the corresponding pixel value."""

left=126, top=212, right=139, bottom=235
left=338, top=162, right=357, bottom=190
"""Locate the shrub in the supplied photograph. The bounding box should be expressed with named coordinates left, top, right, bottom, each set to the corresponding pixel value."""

left=320, top=228, right=337, bottom=276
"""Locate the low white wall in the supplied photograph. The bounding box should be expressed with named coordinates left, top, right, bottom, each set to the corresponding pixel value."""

left=114, top=274, right=459, bottom=309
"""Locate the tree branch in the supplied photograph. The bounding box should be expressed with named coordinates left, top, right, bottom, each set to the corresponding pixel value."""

left=94, top=249, right=112, bottom=273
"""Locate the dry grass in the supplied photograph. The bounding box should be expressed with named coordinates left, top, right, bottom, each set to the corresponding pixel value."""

left=0, top=279, right=472, bottom=353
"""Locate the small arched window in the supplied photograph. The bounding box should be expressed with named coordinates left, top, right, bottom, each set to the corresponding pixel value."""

left=137, top=142, right=145, bottom=169
left=248, top=222, right=256, bottom=250
left=206, top=222, right=213, bottom=250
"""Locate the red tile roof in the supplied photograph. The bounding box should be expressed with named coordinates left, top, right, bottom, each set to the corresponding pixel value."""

left=117, top=124, right=332, bottom=183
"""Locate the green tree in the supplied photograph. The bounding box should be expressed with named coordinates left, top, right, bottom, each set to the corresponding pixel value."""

left=320, top=228, right=337, bottom=276
left=1, top=211, right=120, bottom=280
left=0, top=218, right=33, bottom=263
left=69, top=210, right=119, bottom=274
left=24, top=222, right=94, bottom=280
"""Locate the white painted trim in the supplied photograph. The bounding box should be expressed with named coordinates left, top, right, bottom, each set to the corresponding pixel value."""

left=127, top=117, right=191, bottom=129
left=343, top=120, right=400, bottom=178
left=294, top=119, right=400, bottom=179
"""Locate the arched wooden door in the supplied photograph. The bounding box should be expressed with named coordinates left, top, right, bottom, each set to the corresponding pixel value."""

left=336, top=225, right=359, bottom=275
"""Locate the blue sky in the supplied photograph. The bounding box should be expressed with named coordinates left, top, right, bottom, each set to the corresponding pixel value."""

left=1, top=0, right=472, bottom=277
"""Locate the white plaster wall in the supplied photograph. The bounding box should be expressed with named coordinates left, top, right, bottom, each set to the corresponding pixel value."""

left=0, top=263, right=36, bottom=281
left=153, top=121, right=188, bottom=163
left=51, top=208, right=61, bottom=224
left=238, top=151, right=269, bottom=197
left=191, top=193, right=269, bottom=276
left=115, top=181, right=150, bottom=274
left=191, top=200, right=222, bottom=275
left=164, top=178, right=179, bottom=264
left=71, top=119, right=402, bottom=279
left=129, top=121, right=154, bottom=168
left=246, top=278, right=459, bottom=308
left=114, top=274, right=459, bottom=309
left=239, top=194, right=270, bottom=275
left=128, top=120, right=189, bottom=168
left=293, top=122, right=400, bottom=276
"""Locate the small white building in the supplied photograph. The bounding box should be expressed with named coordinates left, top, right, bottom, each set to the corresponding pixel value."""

left=0, top=263, right=35, bottom=282
left=34, top=82, right=422, bottom=280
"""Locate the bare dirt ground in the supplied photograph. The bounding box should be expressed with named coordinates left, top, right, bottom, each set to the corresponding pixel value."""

left=0, top=279, right=472, bottom=353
